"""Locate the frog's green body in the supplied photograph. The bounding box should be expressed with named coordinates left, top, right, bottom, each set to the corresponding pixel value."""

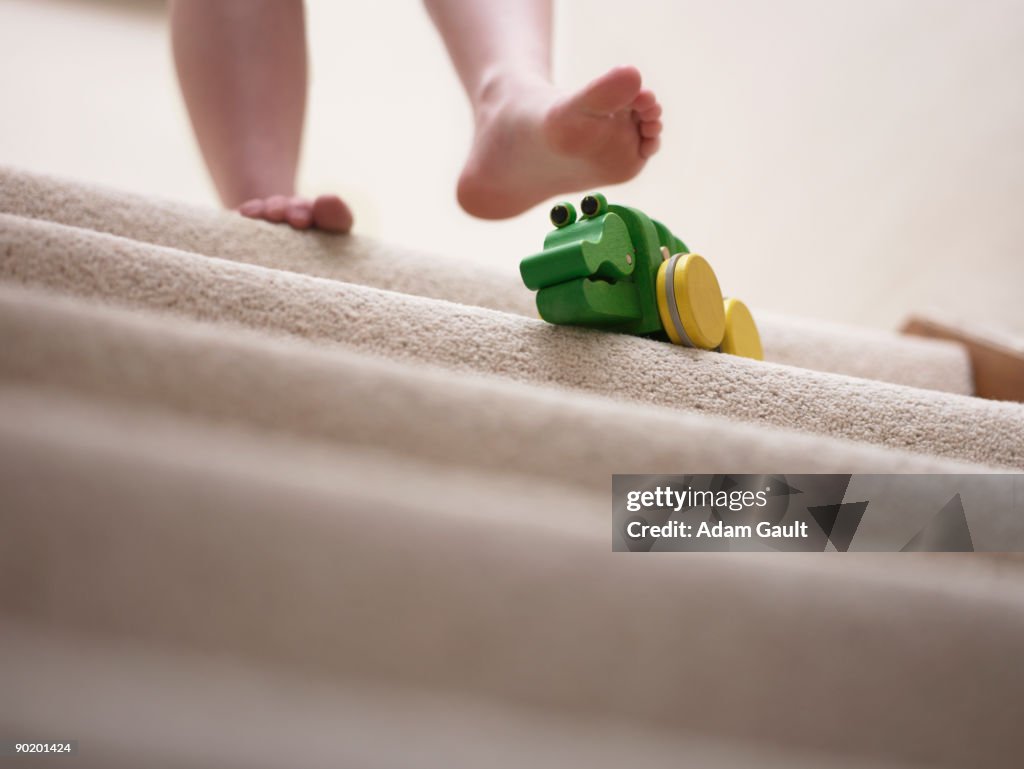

left=520, top=195, right=687, bottom=336
left=519, top=193, right=764, bottom=360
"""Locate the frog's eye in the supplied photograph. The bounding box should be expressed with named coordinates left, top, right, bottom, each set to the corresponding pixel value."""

left=580, top=193, right=608, bottom=219
left=550, top=202, right=577, bottom=228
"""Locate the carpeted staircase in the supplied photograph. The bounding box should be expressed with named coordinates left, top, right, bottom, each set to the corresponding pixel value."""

left=1, top=165, right=1022, bottom=769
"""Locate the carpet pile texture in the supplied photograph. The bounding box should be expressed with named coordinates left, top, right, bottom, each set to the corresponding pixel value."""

left=1, top=166, right=1022, bottom=769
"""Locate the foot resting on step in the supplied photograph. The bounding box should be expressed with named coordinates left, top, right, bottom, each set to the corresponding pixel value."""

left=238, top=194, right=353, bottom=234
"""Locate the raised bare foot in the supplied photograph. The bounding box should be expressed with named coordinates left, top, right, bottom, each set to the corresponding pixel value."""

left=237, top=194, right=353, bottom=233
left=457, top=66, right=662, bottom=220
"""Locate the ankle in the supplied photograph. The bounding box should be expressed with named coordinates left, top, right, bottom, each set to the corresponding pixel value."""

left=214, top=159, right=297, bottom=209
left=473, top=67, right=550, bottom=111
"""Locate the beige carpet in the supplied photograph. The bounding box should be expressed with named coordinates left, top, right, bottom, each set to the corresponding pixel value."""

left=2, top=165, right=1023, bottom=769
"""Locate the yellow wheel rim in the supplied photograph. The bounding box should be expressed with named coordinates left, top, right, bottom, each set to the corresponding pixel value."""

left=720, top=297, right=764, bottom=360
left=656, top=253, right=725, bottom=349
left=655, top=259, right=679, bottom=344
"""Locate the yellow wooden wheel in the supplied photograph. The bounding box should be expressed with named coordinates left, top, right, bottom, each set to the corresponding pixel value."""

left=655, top=253, right=726, bottom=349
left=720, top=297, right=764, bottom=360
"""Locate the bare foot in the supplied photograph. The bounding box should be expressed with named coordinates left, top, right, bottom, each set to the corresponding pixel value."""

left=237, top=194, right=353, bottom=233
left=457, top=66, right=662, bottom=220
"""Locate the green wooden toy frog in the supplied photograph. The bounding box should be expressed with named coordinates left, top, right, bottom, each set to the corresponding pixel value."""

left=519, top=193, right=763, bottom=359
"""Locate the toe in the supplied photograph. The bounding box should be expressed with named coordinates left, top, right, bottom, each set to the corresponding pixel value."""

left=631, top=88, right=658, bottom=113
left=639, top=137, right=661, bottom=159
left=286, top=198, right=314, bottom=229
left=575, top=65, right=643, bottom=114
left=639, top=120, right=662, bottom=139
left=238, top=199, right=266, bottom=218
left=312, top=194, right=353, bottom=234
left=635, top=103, right=662, bottom=122
left=264, top=195, right=290, bottom=223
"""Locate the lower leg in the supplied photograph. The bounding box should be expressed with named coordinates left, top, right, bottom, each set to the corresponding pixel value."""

left=170, top=0, right=306, bottom=206
left=424, top=0, right=663, bottom=219
left=423, top=0, right=553, bottom=106
left=170, top=0, right=351, bottom=231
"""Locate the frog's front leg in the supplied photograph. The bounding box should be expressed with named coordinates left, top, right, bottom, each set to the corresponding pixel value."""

left=536, top=278, right=641, bottom=327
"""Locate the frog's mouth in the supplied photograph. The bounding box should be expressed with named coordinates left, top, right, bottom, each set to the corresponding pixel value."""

left=519, top=212, right=642, bottom=326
